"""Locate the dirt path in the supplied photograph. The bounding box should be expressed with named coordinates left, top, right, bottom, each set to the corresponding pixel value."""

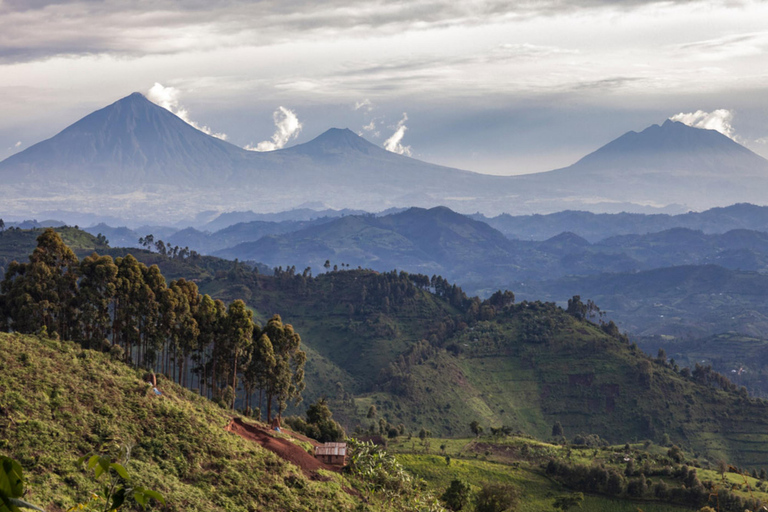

left=225, top=417, right=337, bottom=478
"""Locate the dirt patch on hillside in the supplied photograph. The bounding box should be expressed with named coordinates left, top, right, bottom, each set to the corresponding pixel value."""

left=225, top=417, right=336, bottom=479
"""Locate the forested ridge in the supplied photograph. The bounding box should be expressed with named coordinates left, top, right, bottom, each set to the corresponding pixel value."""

left=0, top=228, right=304, bottom=422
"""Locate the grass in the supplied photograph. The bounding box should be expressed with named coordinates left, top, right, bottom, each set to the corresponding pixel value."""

left=0, top=332, right=420, bottom=512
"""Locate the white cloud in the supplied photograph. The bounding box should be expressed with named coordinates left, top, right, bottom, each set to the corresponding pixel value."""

left=362, top=120, right=376, bottom=131
left=246, top=106, right=302, bottom=152
left=14, top=141, right=21, bottom=148
left=670, top=109, right=735, bottom=138
left=355, top=99, right=373, bottom=111
left=383, top=113, right=412, bottom=156
left=146, top=82, right=228, bottom=140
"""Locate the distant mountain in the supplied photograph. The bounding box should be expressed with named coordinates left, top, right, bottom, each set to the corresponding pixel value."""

left=3, top=93, right=768, bottom=220
left=214, top=206, right=521, bottom=284
left=0, top=93, right=249, bottom=188
left=203, top=207, right=370, bottom=232
left=478, top=203, right=768, bottom=242
left=510, top=120, right=768, bottom=211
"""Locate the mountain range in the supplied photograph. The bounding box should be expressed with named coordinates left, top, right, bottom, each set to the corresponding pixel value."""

left=3, top=93, right=768, bottom=221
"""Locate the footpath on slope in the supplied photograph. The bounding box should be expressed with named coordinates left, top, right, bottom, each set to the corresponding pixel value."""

left=225, top=417, right=338, bottom=479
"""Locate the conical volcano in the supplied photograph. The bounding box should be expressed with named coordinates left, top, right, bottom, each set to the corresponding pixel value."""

left=0, top=93, right=249, bottom=186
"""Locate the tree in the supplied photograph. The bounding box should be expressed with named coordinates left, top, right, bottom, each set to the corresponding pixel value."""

left=441, top=479, right=472, bottom=511
left=1, top=228, right=79, bottom=337
left=566, top=295, right=587, bottom=320
left=553, top=492, right=584, bottom=511
left=0, top=218, right=5, bottom=231
left=367, top=405, right=377, bottom=418
left=224, top=300, right=254, bottom=410
left=475, top=483, right=519, bottom=512
left=77, top=253, right=118, bottom=349
left=552, top=421, right=564, bottom=437
left=470, top=420, right=483, bottom=437
left=261, top=314, right=306, bottom=421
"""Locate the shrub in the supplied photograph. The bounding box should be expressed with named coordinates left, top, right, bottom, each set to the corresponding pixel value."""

left=475, top=483, right=519, bottom=512
left=441, top=479, right=472, bottom=511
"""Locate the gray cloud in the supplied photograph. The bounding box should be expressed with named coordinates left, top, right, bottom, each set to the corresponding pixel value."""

left=0, top=0, right=735, bottom=63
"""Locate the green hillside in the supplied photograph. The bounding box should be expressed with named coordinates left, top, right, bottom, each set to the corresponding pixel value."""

left=0, top=226, right=109, bottom=277
left=197, top=266, right=768, bottom=470
left=0, top=332, right=433, bottom=512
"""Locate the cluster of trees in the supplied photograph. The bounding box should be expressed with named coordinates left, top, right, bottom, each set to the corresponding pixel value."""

left=139, top=234, right=197, bottom=260
left=0, top=229, right=305, bottom=421
left=545, top=458, right=763, bottom=512
left=283, top=397, right=345, bottom=443
left=440, top=480, right=520, bottom=512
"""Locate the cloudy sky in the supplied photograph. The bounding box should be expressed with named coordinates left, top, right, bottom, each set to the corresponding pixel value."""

left=1, top=0, right=767, bottom=174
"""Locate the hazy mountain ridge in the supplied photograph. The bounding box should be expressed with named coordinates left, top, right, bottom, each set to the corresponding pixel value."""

left=4, top=93, right=768, bottom=219
left=478, top=203, right=768, bottom=242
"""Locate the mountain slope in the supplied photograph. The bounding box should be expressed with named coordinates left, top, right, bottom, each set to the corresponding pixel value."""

left=213, top=206, right=522, bottom=285
left=0, top=332, right=386, bottom=512
left=511, top=121, right=768, bottom=211
left=201, top=267, right=768, bottom=469
left=4, top=93, right=768, bottom=218
left=0, top=93, right=252, bottom=187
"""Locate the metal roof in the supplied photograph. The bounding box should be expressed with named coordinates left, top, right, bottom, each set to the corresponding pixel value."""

left=315, top=442, right=347, bottom=456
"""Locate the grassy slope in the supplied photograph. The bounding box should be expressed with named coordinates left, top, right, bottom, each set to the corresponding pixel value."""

left=0, top=332, right=390, bottom=512
left=0, top=227, right=109, bottom=275
left=388, top=437, right=697, bottom=512
left=328, top=306, right=768, bottom=469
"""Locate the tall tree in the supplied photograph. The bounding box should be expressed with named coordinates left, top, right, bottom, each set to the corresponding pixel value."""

left=224, top=300, right=254, bottom=409
left=77, top=253, right=118, bottom=349
left=262, top=314, right=306, bottom=421
left=1, top=229, right=79, bottom=337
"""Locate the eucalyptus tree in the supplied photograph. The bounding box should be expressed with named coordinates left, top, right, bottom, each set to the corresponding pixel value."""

left=77, top=253, right=118, bottom=349
left=261, top=314, right=306, bottom=421
left=0, top=228, right=79, bottom=337
left=224, top=299, right=254, bottom=409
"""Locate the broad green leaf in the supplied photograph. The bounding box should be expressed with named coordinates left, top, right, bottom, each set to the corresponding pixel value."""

left=132, top=491, right=146, bottom=508
left=108, top=488, right=125, bottom=511
left=109, top=464, right=129, bottom=480
left=97, top=458, right=110, bottom=473
left=93, top=466, right=103, bottom=480
left=142, top=490, right=165, bottom=505
left=86, top=455, right=100, bottom=471
left=8, top=498, right=46, bottom=512
left=0, top=457, right=24, bottom=498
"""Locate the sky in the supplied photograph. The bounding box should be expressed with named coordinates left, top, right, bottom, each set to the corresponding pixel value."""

left=0, top=0, right=767, bottom=175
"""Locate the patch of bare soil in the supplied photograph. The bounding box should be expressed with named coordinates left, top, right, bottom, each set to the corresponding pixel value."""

left=225, top=417, right=336, bottom=479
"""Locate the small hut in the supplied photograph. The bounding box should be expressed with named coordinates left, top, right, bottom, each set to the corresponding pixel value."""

left=314, top=442, right=347, bottom=466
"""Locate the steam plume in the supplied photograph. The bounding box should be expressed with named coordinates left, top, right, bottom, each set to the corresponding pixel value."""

left=670, top=109, right=735, bottom=138
left=383, top=113, right=412, bottom=156
left=147, top=83, right=228, bottom=140
left=246, top=106, right=303, bottom=152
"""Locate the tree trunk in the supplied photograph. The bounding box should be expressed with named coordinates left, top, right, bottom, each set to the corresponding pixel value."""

left=231, top=355, right=238, bottom=410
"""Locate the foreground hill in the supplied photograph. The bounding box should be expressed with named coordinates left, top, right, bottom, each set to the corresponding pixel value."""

left=0, top=332, right=392, bottom=512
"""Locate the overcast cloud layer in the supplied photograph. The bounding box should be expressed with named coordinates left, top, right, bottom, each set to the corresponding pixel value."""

left=0, top=0, right=767, bottom=173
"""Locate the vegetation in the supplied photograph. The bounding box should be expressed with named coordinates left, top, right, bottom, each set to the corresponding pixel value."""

left=0, top=229, right=304, bottom=422
left=0, top=332, right=437, bottom=511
